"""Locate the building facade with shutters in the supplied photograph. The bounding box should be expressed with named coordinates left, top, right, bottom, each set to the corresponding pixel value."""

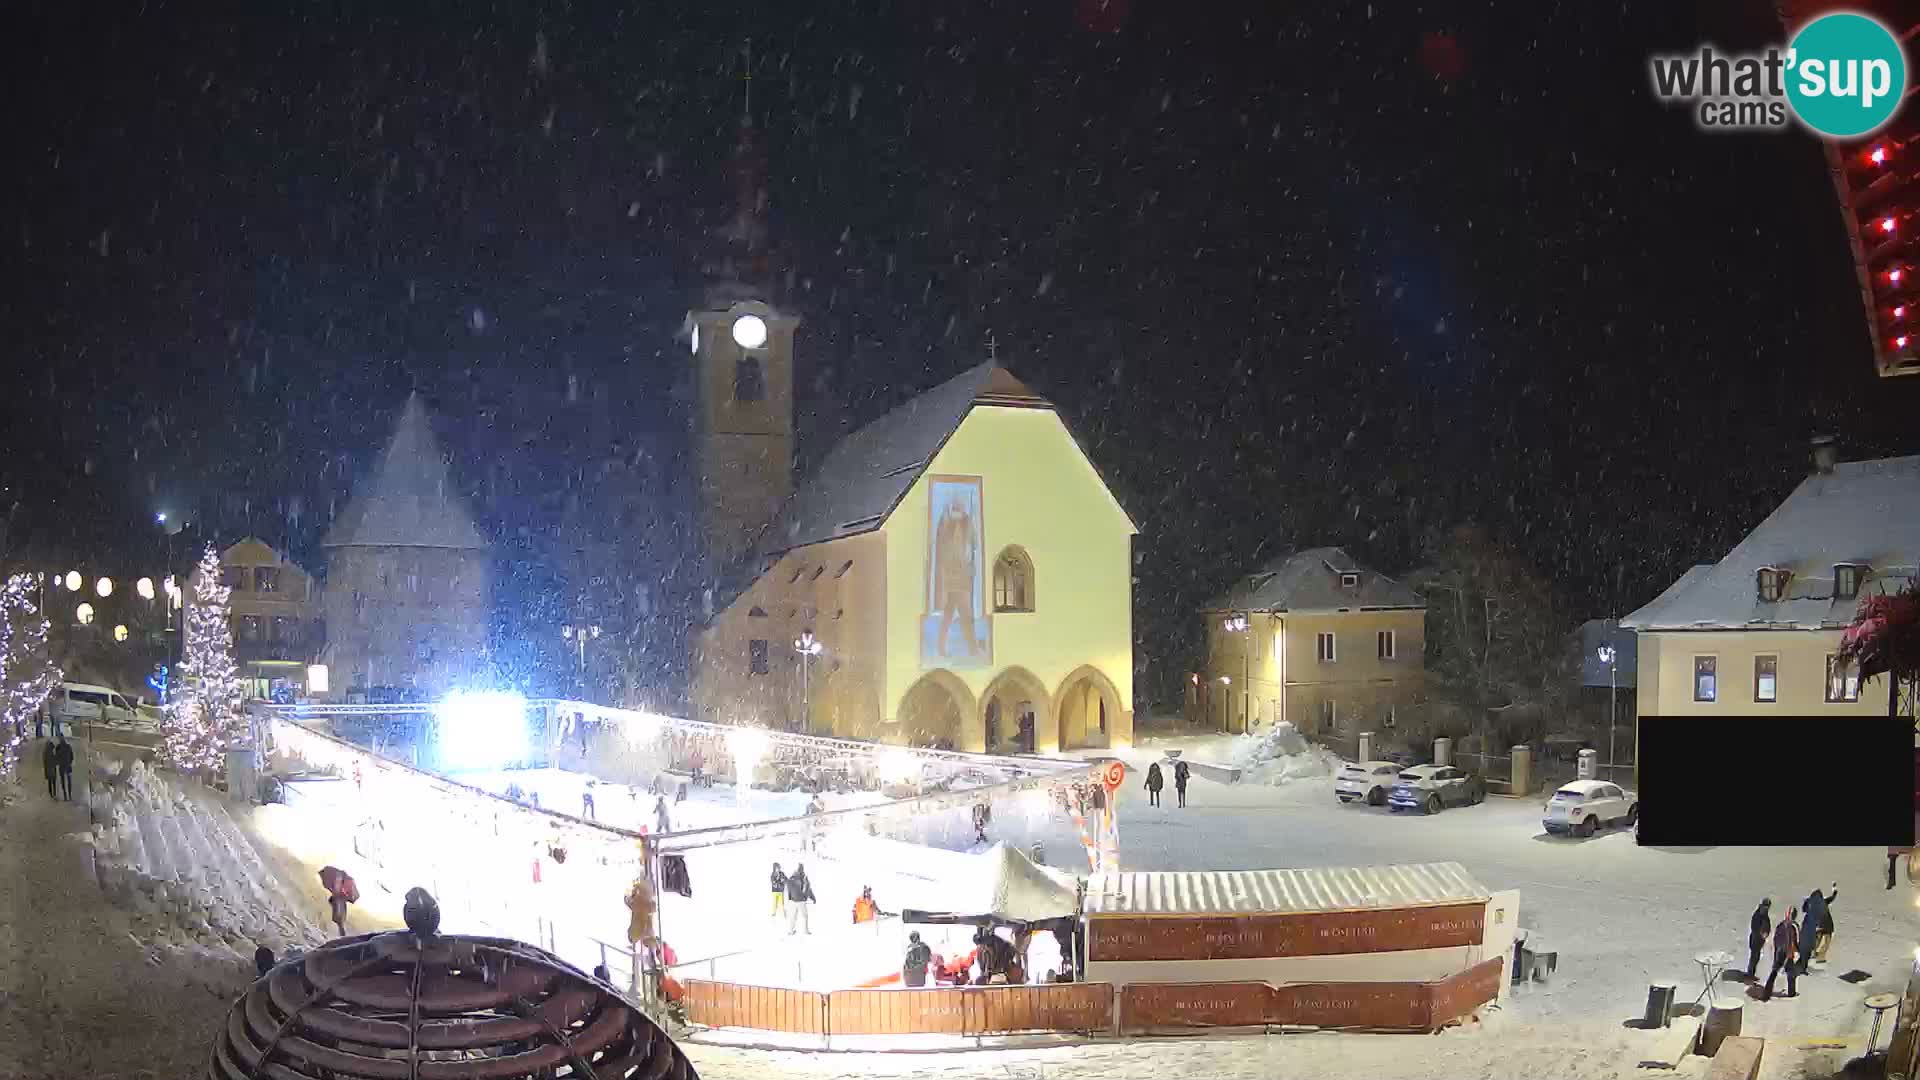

left=187, top=538, right=322, bottom=700
left=1193, top=548, right=1428, bottom=742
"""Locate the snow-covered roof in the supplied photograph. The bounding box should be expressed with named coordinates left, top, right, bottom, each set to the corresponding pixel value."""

left=323, top=394, right=487, bottom=551
left=1206, top=546, right=1424, bottom=613
left=1084, top=861, right=1489, bottom=917
left=1620, top=456, right=1920, bottom=632
left=945, top=842, right=1082, bottom=923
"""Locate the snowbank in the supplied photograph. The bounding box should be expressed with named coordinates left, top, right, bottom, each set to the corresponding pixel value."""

left=1226, top=723, right=1341, bottom=786
left=85, top=760, right=325, bottom=969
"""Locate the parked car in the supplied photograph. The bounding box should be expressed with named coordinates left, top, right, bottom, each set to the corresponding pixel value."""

left=1543, top=779, right=1638, bottom=837
left=1387, top=764, right=1485, bottom=814
left=48, top=682, right=140, bottom=729
left=1335, top=761, right=1404, bottom=806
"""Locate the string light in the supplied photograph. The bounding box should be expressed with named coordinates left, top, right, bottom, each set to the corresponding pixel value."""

left=162, top=545, right=245, bottom=773
left=0, top=574, right=61, bottom=773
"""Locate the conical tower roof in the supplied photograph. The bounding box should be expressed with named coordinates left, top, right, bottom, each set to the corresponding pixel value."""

left=323, top=394, right=486, bottom=550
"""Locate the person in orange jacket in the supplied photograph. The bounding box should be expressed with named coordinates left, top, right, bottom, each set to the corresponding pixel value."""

left=853, top=886, right=879, bottom=924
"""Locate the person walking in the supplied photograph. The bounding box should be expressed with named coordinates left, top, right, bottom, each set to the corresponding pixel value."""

left=581, top=781, right=597, bottom=821
left=54, top=736, right=74, bottom=801
left=1808, top=882, right=1838, bottom=967
left=653, top=795, right=672, bottom=836
left=1144, top=762, right=1164, bottom=808
left=1797, top=885, right=1833, bottom=976
left=1173, top=760, right=1191, bottom=808
left=903, top=931, right=933, bottom=988
left=769, top=862, right=788, bottom=919
left=1890, top=847, right=1911, bottom=890
left=1744, top=897, right=1772, bottom=980
left=1761, top=904, right=1799, bottom=1001
left=785, top=862, right=816, bottom=935
left=41, top=738, right=58, bottom=799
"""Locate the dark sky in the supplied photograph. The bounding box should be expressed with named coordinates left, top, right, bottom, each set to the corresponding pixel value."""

left=4, top=1, right=1917, bottom=699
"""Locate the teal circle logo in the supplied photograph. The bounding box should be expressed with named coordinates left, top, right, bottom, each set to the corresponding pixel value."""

left=1786, top=13, right=1907, bottom=138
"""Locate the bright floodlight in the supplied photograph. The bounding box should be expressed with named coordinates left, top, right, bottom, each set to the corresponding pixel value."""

left=156, top=512, right=167, bottom=524
left=878, top=747, right=920, bottom=786
left=435, top=690, right=531, bottom=773
left=731, top=313, right=768, bottom=349
left=136, top=577, right=155, bottom=600
left=113, top=624, right=129, bottom=642
left=96, top=577, right=113, bottom=598
left=727, top=725, right=772, bottom=799
left=64, top=571, right=81, bottom=592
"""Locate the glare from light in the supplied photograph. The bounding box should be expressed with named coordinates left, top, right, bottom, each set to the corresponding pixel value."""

left=1898, top=305, right=1909, bottom=320
left=1597, top=644, right=1615, bottom=665
left=878, top=748, right=920, bottom=785
left=113, top=624, right=129, bottom=642
left=76, top=602, right=95, bottom=626
left=435, top=690, right=531, bottom=772
left=620, top=711, right=662, bottom=748
left=1884, top=217, right=1898, bottom=234
left=307, top=664, right=330, bottom=695
left=731, top=313, right=768, bottom=349
left=64, top=572, right=81, bottom=592
left=136, top=577, right=155, bottom=600
left=156, top=512, right=167, bottom=524
left=1218, top=675, right=1231, bottom=685
left=1872, top=146, right=1889, bottom=165
left=727, top=726, right=772, bottom=800
left=96, top=577, right=113, bottom=598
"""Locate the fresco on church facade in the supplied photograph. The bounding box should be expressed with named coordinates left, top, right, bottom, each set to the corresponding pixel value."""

left=920, top=475, right=992, bottom=669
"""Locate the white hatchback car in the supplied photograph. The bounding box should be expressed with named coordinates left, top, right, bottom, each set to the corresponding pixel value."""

left=1335, top=761, right=1404, bottom=806
left=1543, top=779, right=1638, bottom=837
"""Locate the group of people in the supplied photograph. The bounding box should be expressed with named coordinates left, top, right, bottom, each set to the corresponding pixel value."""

left=40, top=736, right=75, bottom=801
left=769, top=861, right=817, bottom=934
left=900, top=923, right=1074, bottom=988
left=1143, top=759, right=1191, bottom=808
left=1748, top=882, right=1839, bottom=1002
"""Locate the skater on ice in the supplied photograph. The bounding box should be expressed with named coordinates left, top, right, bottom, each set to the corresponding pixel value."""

left=1144, top=761, right=1164, bottom=807
left=785, top=862, right=816, bottom=934
left=653, top=795, right=672, bottom=835
left=581, top=780, right=597, bottom=820
left=769, top=862, right=787, bottom=918
left=852, top=886, right=878, bottom=924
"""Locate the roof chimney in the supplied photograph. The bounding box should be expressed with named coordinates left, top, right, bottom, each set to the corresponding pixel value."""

left=1810, top=435, right=1838, bottom=475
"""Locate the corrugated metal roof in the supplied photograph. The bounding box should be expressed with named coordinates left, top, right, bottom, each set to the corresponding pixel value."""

left=1084, top=861, right=1489, bottom=916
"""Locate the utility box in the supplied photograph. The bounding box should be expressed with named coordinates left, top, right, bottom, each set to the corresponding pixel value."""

left=1577, top=749, right=1598, bottom=780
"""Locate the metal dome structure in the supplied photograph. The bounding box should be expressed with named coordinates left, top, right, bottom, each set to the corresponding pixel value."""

left=211, top=889, right=697, bottom=1080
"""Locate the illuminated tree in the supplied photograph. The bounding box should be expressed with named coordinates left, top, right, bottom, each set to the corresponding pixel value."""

left=0, top=573, right=61, bottom=774
left=1840, top=579, right=1920, bottom=722
left=163, top=545, right=245, bottom=773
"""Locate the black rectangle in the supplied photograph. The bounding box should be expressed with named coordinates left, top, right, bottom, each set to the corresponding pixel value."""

left=1637, top=715, right=1914, bottom=847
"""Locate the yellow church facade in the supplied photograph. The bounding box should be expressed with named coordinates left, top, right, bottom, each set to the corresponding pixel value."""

left=688, top=352, right=1137, bottom=755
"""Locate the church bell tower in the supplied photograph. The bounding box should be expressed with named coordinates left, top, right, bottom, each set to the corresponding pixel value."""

left=687, top=42, right=796, bottom=596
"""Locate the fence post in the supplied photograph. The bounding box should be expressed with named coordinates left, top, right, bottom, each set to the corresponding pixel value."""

left=1511, top=745, right=1532, bottom=797
left=1433, top=737, right=1452, bottom=767
left=1359, top=731, right=1373, bottom=763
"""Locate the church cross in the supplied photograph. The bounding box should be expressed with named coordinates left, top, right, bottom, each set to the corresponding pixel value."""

left=986, top=332, right=999, bottom=364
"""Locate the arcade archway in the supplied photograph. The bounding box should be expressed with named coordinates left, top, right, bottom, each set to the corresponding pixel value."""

left=980, top=666, right=1051, bottom=755
left=1056, top=665, right=1124, bottom=751
left=894, top=670, right=980, bottom=752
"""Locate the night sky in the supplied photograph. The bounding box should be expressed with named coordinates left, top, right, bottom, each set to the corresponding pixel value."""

left=5, top=1, right=1918, bottom=701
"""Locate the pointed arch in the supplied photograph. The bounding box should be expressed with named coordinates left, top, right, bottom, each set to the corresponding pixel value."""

left=894, top=669, right=981, bottom=752
left=981, top=665, right=1052, bottom=755
left=1055, top=664, right=1126, bottom=751
left=992, top=545, right=1035, bottom=613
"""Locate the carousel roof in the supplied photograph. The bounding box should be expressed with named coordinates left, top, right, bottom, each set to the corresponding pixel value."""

left=210, top=893, right=695, bottom=1080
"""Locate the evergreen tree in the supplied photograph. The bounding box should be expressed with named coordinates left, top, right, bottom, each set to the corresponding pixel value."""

left=163, top=545, right=245, bottom=772
left=0, top=573, right=61, bottom=773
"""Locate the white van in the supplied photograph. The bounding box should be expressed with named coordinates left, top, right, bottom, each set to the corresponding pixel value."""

left=48, top=683, right=139, bottom=730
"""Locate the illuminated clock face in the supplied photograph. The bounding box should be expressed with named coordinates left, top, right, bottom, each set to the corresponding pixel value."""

left=732, top=314, right=768, bottom=349
left=690, top=323, right=700, bottom=354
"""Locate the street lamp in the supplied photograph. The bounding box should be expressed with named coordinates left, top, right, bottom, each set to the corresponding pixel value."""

left=64, top=571, right=81, bottom=592
left=1223, top=612, right=1251, bottom=733
left=136, top=577, right=155, bottom=600
left=76, top=602, right=95, bottom=626
left=561, top=623, right=601, bottom=696
left=1597, top=642, right=1618, bottom=773
left=113, top=624, right=129, bottom=643
left=794, top=631, right=824, bottom=734
left=96, top=576, right=113, bottom=598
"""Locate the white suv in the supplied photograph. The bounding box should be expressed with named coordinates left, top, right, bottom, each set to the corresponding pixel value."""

left=48, top=683, right=139, bottom=730
left=1335, top=761, right=1404, bottom=806
left=1543, top=779, right=1638, bottom=837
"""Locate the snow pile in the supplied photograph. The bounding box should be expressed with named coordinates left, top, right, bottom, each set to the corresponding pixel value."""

left=1227, top=722, right=1341, bottom=786
left=86, top=759, right=325, bottom=964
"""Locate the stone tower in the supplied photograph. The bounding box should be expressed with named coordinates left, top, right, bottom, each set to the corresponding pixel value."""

left=320, top=393, right=490, bottom=698
left=686, top=56, right=798, bottom=601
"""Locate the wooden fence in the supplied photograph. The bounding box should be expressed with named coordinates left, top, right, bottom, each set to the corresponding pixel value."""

left=683, top=959, right=1502, bottom=1039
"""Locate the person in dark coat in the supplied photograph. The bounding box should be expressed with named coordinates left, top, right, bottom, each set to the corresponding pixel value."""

left=1744, top=897, right=1772, bottom=979
left=785, top=863, right=816, bottom=935
left=1797, top=885, right=1833, bottom=975
left=1890, top=847, right=1910, bottom=890
left=54, top=737, right=74, bottom=800
left=1173, top=760, right=1191, bottom=808
left=254, top=946, right=276, bottom=978
left=41, top=739, right=58, bottom=799
left=769, top=862, right=787, bottom=919
left=1762, top=904, right=1799, bottom=1001
left=902, top=931, right=933, bottom=988
left=1144, top=762, right=1164, bottom=807
left=1808, top=882, right=1838, bottom=968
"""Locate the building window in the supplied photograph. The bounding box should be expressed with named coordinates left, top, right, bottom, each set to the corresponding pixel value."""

left=993, top=546, right=1035, bottom=613
left=749, top=639, right=770, bottom=675
left=1754, top=655, right=1777, bottom=703
left=1383, top=704, right=1397, bottom=728
left=835, top=560, right=854, bottom=578
left=238, top=615, right=263, bottom=642
left=748, top=606, right=768, bottom=618
left=1319, top=700, right=1336, bottom=732
left=1693, top=656, right=1717, bottom=702
left=271, top=616, right=295, bottom=644
left=406, top=573, right=420, bottom=594
left=254, top=566, right=280, bottom=593
left=1316, top=632, right=1337, bottom=663
left=1835, top=563, right=1864, bottom=600
left=1377, top=629, right=1396, bottom=661
left=810, top=565, right=825, bottom=581
left=1756, top=567, right=1791, bottom=602
left=222, top=567, right=246, bottom=591
left=734, top=356, right=765, bottom=402
left=1827, top=655, right=1861, bottom=703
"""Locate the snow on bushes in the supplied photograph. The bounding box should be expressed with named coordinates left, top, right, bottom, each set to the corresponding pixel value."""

left=1228, top=722, right=1342, bottom=785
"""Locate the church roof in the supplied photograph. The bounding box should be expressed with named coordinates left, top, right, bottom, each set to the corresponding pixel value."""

left=323, top=394, right=487, bottom=551
left=756, top=362, right=1051, bottom=557
left=1205, top=547, right=1425, bottom=613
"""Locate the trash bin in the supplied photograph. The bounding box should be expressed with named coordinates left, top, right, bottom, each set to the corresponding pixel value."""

left=1644, top=983, right=1678, bottom=1029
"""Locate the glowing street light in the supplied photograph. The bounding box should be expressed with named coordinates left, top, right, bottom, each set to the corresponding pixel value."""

left=64, top=571, right=81, bottom=592
left=136, top=577, right=155, bottom=600
left=76, top=602, right=95, bottom=626
left=96, top=576, right=113, bottom=598
left=1597, top=642, right=1620, bottom=773
left=794, top=631, right=824, bottom=735
left=113, top=624, right=129, bottom=643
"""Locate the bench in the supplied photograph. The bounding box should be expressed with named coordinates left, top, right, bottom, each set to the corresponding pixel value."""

left=1702, top=1036, right=1763, bottom=1080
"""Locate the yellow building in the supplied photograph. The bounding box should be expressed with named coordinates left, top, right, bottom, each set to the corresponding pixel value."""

left=688, top=358, right=1138, bottom=754
left=189, top=538, right=320, bottom=699
left=1621, top=448, right=1913, bottom=727
left=1194, top=548, right=1426, bottom=740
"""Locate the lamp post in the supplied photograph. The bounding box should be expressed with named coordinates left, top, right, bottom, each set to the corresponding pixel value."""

left=561, top=623, right=601, bottom=698
left=1597, top=642, right=1618, bottom=773
left=1223, top=612, right=1250, bottom=733
left=794, top=631, right=823, bottom=735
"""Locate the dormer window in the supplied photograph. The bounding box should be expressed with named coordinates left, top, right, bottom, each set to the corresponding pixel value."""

left=1756, top=567, right=1791, bottom=602
left=1835, top=563, right=1866, bottom=600
left=1339, top=573, right=1359, bottom=589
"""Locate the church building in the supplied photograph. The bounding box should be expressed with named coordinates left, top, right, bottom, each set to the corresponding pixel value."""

left=683, top=95, right=1137, bottom=753
left=318, top=393, right=491, bottom=699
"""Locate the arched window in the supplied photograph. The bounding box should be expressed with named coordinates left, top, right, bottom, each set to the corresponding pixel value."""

left=734, top=356, right=765, bottom=402
left=993, top=546, right=1035, bottom=613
